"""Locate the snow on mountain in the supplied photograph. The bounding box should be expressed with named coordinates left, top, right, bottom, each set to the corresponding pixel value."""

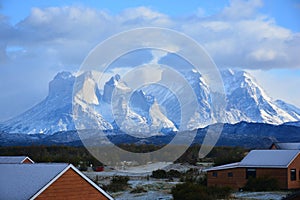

left=274, top=100, right=300, bottom=120
left=1, top=72, right=76, bottom=134
left=73, top=71, right=112, bottom=131
left=1, top=68, right=300, bottom=135
left=184, top=70, right=213, bottom=129
left=99, top=73, right=178, bottom=136
left=221, top=69, right=300, bottom=124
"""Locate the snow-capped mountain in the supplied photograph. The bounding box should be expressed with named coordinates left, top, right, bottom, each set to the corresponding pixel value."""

left=0, top=72, right=76, bottom=134
left=92, top=73, right=178, bottom=136
left=221, top=69, right=300, bottom=124
left=1, top=69, right=300, bottom=135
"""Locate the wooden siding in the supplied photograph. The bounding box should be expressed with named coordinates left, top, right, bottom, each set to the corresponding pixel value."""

left=287, top=154, right=300, bottom=189
left=207, top=167, right=288, bottom=190
left=256, top=168, right=287, bottom=189
left=22, top=158, right=34, bottom=164
left=36, top=168, right=109, bottom=200
left=207, top=168, right=246, bottom=190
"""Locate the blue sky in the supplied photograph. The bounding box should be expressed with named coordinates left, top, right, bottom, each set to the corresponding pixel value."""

left=0, top=0, right=300, bottom=121
left=2, top=0, right=300, bottom=31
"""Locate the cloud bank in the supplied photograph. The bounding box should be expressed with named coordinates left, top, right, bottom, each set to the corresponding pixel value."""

left=0, top=0, right=299, bottom=120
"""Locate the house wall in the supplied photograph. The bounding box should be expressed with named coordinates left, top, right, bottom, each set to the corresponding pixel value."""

left=36, top=168, right=109, bottom=200
left=207, top=168, right=288, bottom=190
left=256, top=168, right=287, bottom=189
left=207, top=168, right=246, bottom=190
left=287, top=154, right=300, bottom=189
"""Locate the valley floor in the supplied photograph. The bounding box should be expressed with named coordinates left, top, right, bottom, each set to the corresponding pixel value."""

left=84, top=163, right=291, bottom=200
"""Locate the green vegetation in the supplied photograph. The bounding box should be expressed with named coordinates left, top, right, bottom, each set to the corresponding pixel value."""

left=244, top=176, right=279, bottom=191
left=104, top=176, right=130, bottom=192
left=180, top=169, right=207, bottom=185
left=175, top=145, right=248, bottom=165
left=151, top=169, right=168, bottom=179
left=117, top=144, right=162, bottom=153
left=0, top=145, right=249, bottom=167
left=207, top=146, right=248, bottom=166
left=175, top=145, right=200, bottom=164
left=171, top=182, right=231, bottom=200
left=151, top=169, right=182, bottom=179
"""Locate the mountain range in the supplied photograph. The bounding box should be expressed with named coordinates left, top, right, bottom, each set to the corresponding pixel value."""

left=1, top=69, right=300, bottom=136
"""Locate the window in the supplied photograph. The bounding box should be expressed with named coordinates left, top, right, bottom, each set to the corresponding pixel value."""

left=291, top=169, right=296, bottom=181
left=228, top=172, right=233, bottom=177
left=246, top=168, right=256, bottom=179
left=212, top=172, right=218, bottom=177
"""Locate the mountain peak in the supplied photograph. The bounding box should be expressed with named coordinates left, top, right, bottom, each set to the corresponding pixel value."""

left=48, top=71, right=75, bottom=99
left=53, top=71, right=74, bottom=80
left=2, top=69, right=300, bottom=135
left=107, top=74, right=121, bottom=86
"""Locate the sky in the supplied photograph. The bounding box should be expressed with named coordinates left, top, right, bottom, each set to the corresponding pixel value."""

left=0, top=0, right=300, bottom=121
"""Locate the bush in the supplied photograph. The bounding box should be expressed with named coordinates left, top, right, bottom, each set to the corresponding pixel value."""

left=171, top=182, right=231, bottom=200
left=151, top=169, right=168, bottom=179
left=151, top=169, right=183, bottom=179
left=105, top=176, right=129, bottom=192
left=167, top=169, right=182, bottom=178
left=244, top=176, right=279, bottom=191
left=207, top=186, right=231, bottom=199
left=179, top=169, right=206, bottom=185
left=172, top=183, right=212, bottom=200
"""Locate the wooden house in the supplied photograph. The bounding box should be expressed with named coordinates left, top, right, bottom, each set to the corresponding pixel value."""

left=0, top=163, right=113, bottom=200
left=206, top=150, right=300, bottom=190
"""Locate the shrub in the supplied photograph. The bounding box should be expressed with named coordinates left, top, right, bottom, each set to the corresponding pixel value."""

left=171, top=182, right=231, bottom=200
left=167, top=169, right=182, bottom=178
left=105, top=176, right=129, bottom=192
left=151, top=169, right=168, bottom=179
left=207, top=186, right=231, bottom=199
left=244, top=176, right=279, bottom=191
left=179, top=169, right=205, bottom=185
left=172, top=183, right=212, bottom=200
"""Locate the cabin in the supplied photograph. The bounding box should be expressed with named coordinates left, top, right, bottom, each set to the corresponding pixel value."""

left=0, top=163, right=113, bottom=200
left=270, top=142, right=300, bottom=150
left=0, top=156, right=34, bottom=164
left=206, top=150, right=300, bottom=190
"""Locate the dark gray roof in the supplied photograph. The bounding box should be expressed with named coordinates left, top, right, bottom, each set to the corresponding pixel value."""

left=206, top=150, right=300, bottom=171
left=240, top=150, right=299, bottom=167
left=273, top=142, right=300, bottom=150
left=0, top=163, right=68, bottom=200
left=0, top=156, right=33, bottom=164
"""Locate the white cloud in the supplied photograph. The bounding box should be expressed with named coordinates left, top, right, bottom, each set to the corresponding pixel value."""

left=179, top=0, right=300, bottom=69
left=248, top=49, right=279, bottom=62
left=221, top=0, right=263, bottom=20
left=2, top=3, right=299, bottom=71
left=150, top=49, right=168, bottom=64
left=1, top=1, right=300, bottom=120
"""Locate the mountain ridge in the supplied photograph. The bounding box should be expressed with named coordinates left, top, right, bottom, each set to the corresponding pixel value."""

left=1, top=69, right=300, bottom=135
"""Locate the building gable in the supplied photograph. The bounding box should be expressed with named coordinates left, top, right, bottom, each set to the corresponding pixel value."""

left=35, top=168, right=110, bottom=199
left=32, top=165, right=113, bottom=200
